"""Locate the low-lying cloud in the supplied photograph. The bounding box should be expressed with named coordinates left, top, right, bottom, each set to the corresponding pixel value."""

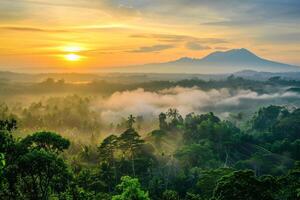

left=91, top=87, right=300, bottom=123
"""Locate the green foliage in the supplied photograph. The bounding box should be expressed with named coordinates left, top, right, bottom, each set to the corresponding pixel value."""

left=162, top=190, right=179, bottom=200
left=21, top=131, right=70, bottom=153
left=251, top=105, right=288, bottom=131
left=0, top=118, right=17, bottom=132
left=0, top=153, right=5, bottom=176
left=1, top=106, right=300, bottom=199
left=18, top=149, right=72, bottom=198
left=195, top=168, right=234, bottom=199
left=112, top=176, right=150, bottom=200
left=277, top=162, right=300, bottom=199
left=20, top=95, right=102, bottom=132
left=212, top=170, right=278, bottom=200
left=175, top=141, right=220, bottom=169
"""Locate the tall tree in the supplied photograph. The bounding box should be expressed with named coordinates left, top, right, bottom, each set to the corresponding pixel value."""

left=98, top=135, right=119, bottom=185
left=159, top=113, right=168, bottom=131
left=118, top=128, right=144, bottom=177
left=127, top=115, right=136, bottom=129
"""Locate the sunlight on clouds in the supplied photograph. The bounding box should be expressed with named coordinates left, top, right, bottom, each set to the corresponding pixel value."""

left=0, top=0, right=299, bottom=71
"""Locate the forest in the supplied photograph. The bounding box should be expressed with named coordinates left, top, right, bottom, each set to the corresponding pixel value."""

left=0, top=75, right=300, bottom=200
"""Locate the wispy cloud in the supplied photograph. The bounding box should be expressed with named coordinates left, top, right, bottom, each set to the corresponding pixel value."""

left=185, top=42, right=211, bottom=51
left=131, top=34, right=227, bottom=44
left=128, top=44, right=174, bottom=53
left=0, top=26, right=69, bottom=33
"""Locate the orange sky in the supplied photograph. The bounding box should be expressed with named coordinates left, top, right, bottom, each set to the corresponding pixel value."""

left=0, top=0, right=299, bottom=72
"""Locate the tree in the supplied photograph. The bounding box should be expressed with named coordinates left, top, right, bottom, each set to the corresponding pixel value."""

left=251, top=105, right=288, bottom=132
left=99, top=135, right=119, bottom=185
left=159, top=113, right=168, bottom=130
left=277, top=162, right=300, bottom=199
left=162, top=190, right=179, bottom=200
left=150, top=130, right=166, bottom=151
left=127, top=115, right=136, bottom=129
left=167, top=109, right=180, bottom=121
left=0, top=118, right=17, bottom=132
left=118, top=128, right=144, bottom=177
left=21, top=131, right=70, bottom=154
left=212, top=170, right=278, bottom=200
left=112, top=176, right=150, bottom=200
left=175, top=141, right=220, bottom=169
left=17, top=149, right=72, bottom=199
left=0, top=153, right=5, bottom=177
left=195, top=168, right=234, bottom=199
left=167, top=108, right=183, bottom=129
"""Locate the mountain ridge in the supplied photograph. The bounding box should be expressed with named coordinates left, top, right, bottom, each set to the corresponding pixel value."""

left=133, top=48, right=300, bottom=73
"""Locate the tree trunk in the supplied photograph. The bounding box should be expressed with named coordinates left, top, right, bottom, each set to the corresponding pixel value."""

left=131, top=148, right=136, bottom=177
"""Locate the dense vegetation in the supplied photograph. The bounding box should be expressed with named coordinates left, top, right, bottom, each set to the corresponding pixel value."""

left=1, top=104, right=300, bottom=199
left=2, top=75, right=300, bottom=97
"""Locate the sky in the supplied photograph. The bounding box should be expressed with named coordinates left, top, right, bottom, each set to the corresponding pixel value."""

left=0, top=0, right=299, bottom=72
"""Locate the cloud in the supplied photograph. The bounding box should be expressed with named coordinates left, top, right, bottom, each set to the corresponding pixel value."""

left=25, top=0, right=140, bottom=18
left=256, top=32, right=300, bottom=44
left=91, top=87, right=300, bottom=123
left=128, top=44, right=174, bottom=53
left=0, top=0, right=28, bottom=21
left=131, top=34, right=227, bottom=44
left=214, top=46, right=229, bottom=50
left=185, top=42, right=211, bottom=51
left=0, top=26, right=69, bottom=33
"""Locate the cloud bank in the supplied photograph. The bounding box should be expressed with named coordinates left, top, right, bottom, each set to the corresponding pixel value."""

left=91, top=87, right=300, bottom=123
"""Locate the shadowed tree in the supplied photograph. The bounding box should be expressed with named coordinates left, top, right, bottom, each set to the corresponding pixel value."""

left=98, top=135, right=119, bottom=185
left=167, top=109, right=180, bottom=122
left=0, top=118, right=17, bottom=132
left=212, top=170, right=278, bottom=200
left=167, top=108, right=183, bottom=130
left=127, top=115, right=136, bottom=129
left=0, top=153, right=5, bottom=177
left=118, top=128, right=144, bottom=177
left=17, top=149, right=72, bottom=200
left=21, top=131, right=70, bottom=154
left=162, top=190, right=179, bottom=200
left=159, top=113, right=168, bottom=131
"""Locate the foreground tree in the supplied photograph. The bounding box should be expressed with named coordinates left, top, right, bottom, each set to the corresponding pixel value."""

left=17, top=149, right=72, bottom=199
left=1, top=129, right=73, bottom=199
left=21, top=131, right=70, bottom=153
left=112, top=176, right=150, bottom=200
left=212, top=170, right=278, bottom=200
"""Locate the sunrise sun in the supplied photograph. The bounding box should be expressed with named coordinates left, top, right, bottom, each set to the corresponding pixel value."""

left=64, top=53, right=81, bottom=61
left=61, top=45, right=85, bottom=62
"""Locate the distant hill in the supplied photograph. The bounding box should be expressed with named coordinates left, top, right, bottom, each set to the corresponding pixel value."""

left=120, top=48, right=300, bottom=73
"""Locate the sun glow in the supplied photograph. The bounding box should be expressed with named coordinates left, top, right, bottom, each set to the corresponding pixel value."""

left=61, top=45, right=85, bottom=62
left=63, top=45, right=82, bottom=53
left=64, top=53, right=81, bottom=61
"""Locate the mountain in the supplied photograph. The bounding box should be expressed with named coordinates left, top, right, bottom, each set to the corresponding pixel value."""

left=119, top=48, right=300, bottom=74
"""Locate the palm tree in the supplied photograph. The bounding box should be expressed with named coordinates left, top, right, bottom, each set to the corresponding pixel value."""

left=127, top=115, right=136, bottom=129
left=167, top=108, right=179, bottom=121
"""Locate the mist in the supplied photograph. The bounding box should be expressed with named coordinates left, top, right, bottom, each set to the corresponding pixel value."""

left=92, top=86, right=300, bottom=123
